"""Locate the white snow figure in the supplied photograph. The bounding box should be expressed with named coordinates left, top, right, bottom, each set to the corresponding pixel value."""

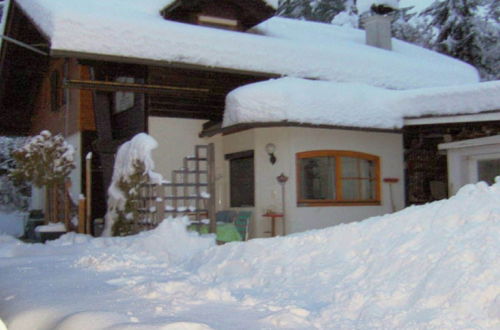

left=102, top=133, right=162, bottom=236
left=357, top=0, right=399, bottom=14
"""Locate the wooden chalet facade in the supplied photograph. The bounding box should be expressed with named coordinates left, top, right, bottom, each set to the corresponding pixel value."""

left=0, top=0, right=498, bottom=237
left=0, top=0, right=277, bottom=223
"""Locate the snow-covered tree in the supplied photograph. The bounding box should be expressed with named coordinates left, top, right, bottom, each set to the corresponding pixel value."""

left=0, top=136, right=29, bottom=211
left=103, top=133, right=162, bottom=237
left=9, top=131, right=75, bottom=222
left=278, top=0, right=499, bottom=80
left=420, top=0, right=499, bottom=80
left=422, top=1, right=480, bottom=65
left=312, top=0, right=347, bottom=22
left=278, top=0, right=314, bottom=20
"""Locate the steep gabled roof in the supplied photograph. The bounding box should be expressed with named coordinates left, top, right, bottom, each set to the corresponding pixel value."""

left=9, top=0, right=479, bottom=90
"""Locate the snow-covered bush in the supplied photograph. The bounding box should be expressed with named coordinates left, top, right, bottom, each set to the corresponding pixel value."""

left=9, top=131, right=75, bottom=222
left=0, top=136, right=29, bottom=211
left=104, top=133, right=162, bottom=237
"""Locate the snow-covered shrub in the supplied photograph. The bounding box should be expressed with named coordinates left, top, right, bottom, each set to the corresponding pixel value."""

left=104, top=133, right=162, bottom=237
left=9, top=131, right=75, bottom=222
left=0, top=136, right=29, bottom=211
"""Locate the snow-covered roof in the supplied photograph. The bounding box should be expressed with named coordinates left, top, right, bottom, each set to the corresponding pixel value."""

left=13, top=0, right=479, bottom=90
left=223, top=78, right=500, bottom=130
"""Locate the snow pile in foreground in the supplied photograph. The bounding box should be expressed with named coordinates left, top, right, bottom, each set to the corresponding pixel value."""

left=223, top=78, right=500, bottom=129
left=1, top=182, right=500, bottom=329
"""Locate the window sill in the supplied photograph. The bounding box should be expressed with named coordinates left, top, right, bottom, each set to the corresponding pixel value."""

left=297, top=201, right=381, bottom=207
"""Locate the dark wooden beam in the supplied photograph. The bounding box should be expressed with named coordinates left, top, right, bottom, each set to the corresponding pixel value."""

left=200, top=121, right=402, bottom=137
left=64, top=79, right=210, bottom=94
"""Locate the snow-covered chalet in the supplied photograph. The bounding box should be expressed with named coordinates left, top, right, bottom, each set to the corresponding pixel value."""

left=1, top=0, right=499, bottom=237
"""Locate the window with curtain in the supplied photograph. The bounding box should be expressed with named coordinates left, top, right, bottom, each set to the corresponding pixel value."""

left=297, top=150, right=380, bottom=206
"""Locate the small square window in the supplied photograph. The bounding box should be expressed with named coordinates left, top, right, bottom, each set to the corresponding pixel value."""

left=114, top=76, right=135, bottom=113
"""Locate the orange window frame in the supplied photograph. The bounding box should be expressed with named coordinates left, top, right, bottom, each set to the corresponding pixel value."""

left=296, top=150, right=381, bottom=206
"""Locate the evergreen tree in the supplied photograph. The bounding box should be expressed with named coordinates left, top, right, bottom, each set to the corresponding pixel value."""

left=277, top=0, right=314, bottom=20
left=277, top=0, right=498, bottom=80
left=9, top=131, right=75, bottom=222
left=0, top=136, right=29, bottom=211
left=421, top=0, right=499, bottom=80
left=312, top=0, right=347, bottom=23
left=422, top=0, right=480, bottom=61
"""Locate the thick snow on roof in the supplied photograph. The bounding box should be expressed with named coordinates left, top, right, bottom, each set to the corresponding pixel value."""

left=253, top=18, right=478, bottom=89
left=14, top=0, right=478, bottom=89
left=223, top=78, right=500, bottom=129
left=1, top=181, right=500, bottom=328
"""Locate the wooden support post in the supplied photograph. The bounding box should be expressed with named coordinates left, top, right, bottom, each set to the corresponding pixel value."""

left=86, top=153, right=93, bottom=235
left=64, top=180, right=71, bottom=231
left=172, top=172, right=178, bottom=218
left=78, top=198, right=86, bottom=234
left=207, top=143, right=216, bottom=234
left=183, top=158, right=188, bottom=215
left=158, top=183, right=165, bottom=224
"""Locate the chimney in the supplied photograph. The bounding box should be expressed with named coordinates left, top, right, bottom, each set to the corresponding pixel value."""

left=364, top=14, right=393, bottom=50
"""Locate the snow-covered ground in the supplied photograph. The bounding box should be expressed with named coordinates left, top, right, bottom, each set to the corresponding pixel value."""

left=0, top=212, right=27, bottom=238
left=1, top=181, right=500, bottom=329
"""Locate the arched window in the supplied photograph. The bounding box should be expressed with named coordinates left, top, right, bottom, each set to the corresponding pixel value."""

left=296, top=150, right=381, bottom=206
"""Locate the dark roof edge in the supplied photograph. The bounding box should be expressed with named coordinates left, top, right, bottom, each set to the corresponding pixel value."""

left=198, top=121, right=401, bottom=138
left=50, top=49, right=279, bottom=78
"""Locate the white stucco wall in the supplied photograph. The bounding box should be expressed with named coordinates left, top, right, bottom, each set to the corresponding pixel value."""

left=147, top=117, right=225, bottom=210
left=222, top=127, right=405, bottom=238
left=149, top=120, right=405, bottom=239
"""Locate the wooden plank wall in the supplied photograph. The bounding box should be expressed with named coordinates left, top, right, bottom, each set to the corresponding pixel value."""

left=148, top=66, right=266, bottom=121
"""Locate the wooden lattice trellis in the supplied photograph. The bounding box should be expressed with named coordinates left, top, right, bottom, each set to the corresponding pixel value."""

left=134, top=143, right=216, bottom=232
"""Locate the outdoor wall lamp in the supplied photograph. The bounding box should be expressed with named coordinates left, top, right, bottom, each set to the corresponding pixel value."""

left=265, top=143, right=277, bottom=165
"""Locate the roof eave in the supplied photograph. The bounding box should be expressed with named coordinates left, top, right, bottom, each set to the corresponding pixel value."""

left=50, top=49, right=279, bottom=78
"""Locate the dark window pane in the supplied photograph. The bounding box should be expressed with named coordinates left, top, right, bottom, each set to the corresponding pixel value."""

left=114, top=76, right=135, bottom=113
left=478, top=159, right=500, bottom=185
left=230, top=156, right=254, bottom=207
left=300, top=157, right=335, bottom=200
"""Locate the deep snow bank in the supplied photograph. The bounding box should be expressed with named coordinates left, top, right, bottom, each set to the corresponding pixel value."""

left=0, top=181, right=499, bottom=329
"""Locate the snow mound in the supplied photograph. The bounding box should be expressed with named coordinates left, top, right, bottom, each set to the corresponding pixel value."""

left=1, top=182, right=500, bottom=328
left=184, top=181, right=500, bottom=327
